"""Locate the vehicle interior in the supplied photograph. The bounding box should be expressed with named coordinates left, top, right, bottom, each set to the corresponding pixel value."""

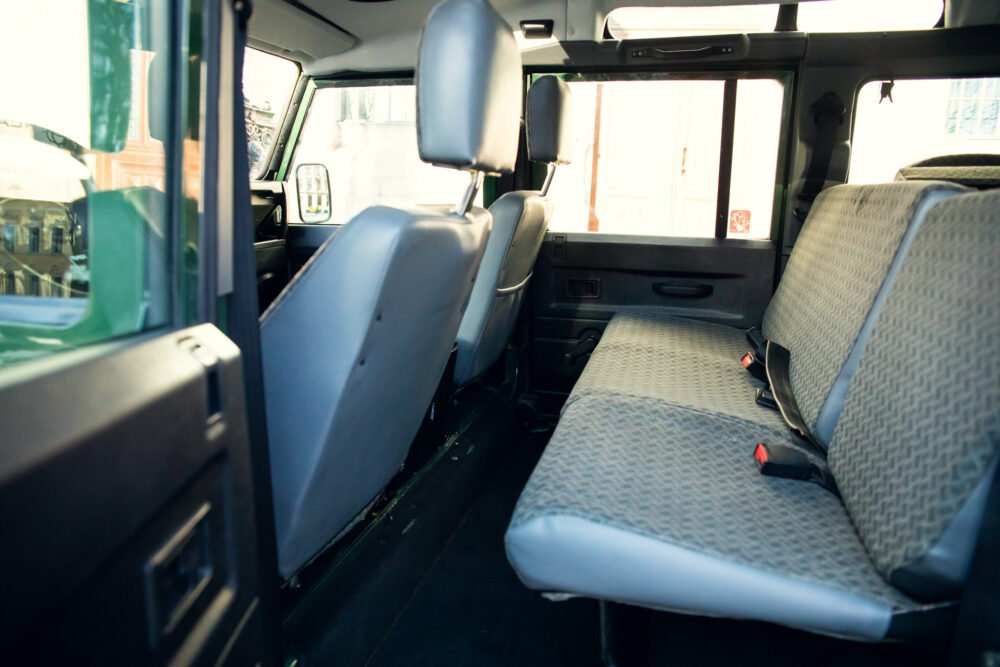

left=1, top=0, right=999, bottom=664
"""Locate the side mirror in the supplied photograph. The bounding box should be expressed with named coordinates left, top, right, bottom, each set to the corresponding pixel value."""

left=296, top=164, right=332, bottom=223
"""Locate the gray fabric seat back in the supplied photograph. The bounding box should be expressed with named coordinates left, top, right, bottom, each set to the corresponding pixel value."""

left=827, top=188, right=1000, bottom=602
left=762, top=182, right=966, bottom=446
left=454, top=76, right=571, bottom=385
left=894, top=153, right=1000, bottom=189
left=261, top=0, right=521, bottom=579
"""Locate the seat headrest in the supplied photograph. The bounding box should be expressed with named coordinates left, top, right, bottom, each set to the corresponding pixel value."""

left=526, top=76, right=573, bottom=165
left=417, top=0, right=522, bottom=174
left=895, top=154, right=1000, bottom=189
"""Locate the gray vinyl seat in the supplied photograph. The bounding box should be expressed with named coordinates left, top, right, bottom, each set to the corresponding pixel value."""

left=260, top=0, right=521, bottom=579
left=506, top=186, right=1000, bottom=641
left=454, top=76, right=573, bottom=386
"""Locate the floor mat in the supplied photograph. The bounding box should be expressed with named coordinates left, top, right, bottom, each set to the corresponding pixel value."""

left=366, top=430, right=601, bottom=667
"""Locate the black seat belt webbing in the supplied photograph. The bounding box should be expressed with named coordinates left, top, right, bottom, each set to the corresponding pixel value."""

left=764, top=340, right=824, bottom=456
left=225, top=3, right=283, bottom=662
left=795, top=92, right=846, bottom=221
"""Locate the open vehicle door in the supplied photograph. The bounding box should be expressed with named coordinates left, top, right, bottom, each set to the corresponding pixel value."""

left=0, top=1, right=279, bottom=664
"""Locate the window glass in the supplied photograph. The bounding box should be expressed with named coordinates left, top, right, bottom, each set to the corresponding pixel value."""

left=546, top=77, right=784, bottom=239
left=243, top=48, right=298, bottom=179
left=607, top=6, right=779, bottom=39
left=0, top=0, right=204, bottom=367
left=797, top=0, right=943, bottom=32
left=850, top=78, right=1000, bottom=184
left=289, top=84, right=481, bottom=225
left=606, top=0, right=942, bottom=39
left=728, top=79, right=785, bottom=238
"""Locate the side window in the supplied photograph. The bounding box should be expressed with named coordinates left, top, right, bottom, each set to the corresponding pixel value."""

left=0, top=0, right=205, bottom=367
left=545, top=76, right=785, bottom=240
left=287, top=83, right=481, bottom=225
left=243, top=48, right=299, bottom=179
left=850, top=78, right=1000, bottom=184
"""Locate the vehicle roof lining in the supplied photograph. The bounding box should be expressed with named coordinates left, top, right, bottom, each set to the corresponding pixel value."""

left=247, top=0, right=999, bottom=75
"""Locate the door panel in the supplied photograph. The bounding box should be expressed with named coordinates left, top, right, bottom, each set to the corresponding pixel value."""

left=286, top=223, right=340, bottom=275
left=530, top=232, right=775, bottom=412
left=0, top=324, right=267, bottom=664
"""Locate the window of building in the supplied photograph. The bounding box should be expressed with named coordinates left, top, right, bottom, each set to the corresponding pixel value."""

left=27, top=226, right=40, bottom=253
left=51, top=226, right=64, bottom=254
left=850, top=78, right=1000, bottom=184
left=243, top=48, right=299, bottom=179
left=606, top=0, right=943, bottom=39
left=545, top=76, right=786, bottom=239
left=946, top=79, right=1000, bottom=138
left=288, top=82, right=482, bottom=225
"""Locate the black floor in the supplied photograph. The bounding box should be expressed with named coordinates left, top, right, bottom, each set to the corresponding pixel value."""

left=363, top=422, right=948, bottom=667
left=366, top=429, right=601, bottom=667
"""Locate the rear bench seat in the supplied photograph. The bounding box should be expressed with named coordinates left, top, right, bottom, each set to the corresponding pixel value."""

left=505, top=185, right=1000, bottom=641
left=567, top=181, right=966, bottom=440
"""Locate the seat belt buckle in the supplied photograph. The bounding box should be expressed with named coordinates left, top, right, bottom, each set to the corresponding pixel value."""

left=745, top=327, right=766, bottom=355
left=755, top=387, right=778, bottom=411
left=741, top=351, right=768, bottom=383
left=753, top=443, right=814, bottom=481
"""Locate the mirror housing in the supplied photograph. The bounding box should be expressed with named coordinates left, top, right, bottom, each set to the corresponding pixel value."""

left=296, top=164, right=332, bottom=223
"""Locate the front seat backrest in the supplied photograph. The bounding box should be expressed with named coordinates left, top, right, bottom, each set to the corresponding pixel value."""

left=261, top=0, right=521, bottom=579
left=454, top=75, right=572, bottom=386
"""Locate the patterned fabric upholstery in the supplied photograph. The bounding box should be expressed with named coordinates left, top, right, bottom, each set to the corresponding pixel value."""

left=828, top=189, right=1000, bottom=584
left=763, top=182, right=965, bottom=439
left=569, top=344, right=787, bottom=431
left=507, top=395, right=919, bottom=637
left=505, top=184, right=995, bottom=640
left=599, top=312, right=747, bottom=361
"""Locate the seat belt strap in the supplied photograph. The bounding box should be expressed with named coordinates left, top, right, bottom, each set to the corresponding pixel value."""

left=794, top=92, right=846, bottom=221
left=764, top=340, right=825, bottom=455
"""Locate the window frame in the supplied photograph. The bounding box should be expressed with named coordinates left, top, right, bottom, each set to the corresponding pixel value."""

left=278, top=74, right=499, bottom=225
left=243, top=47, right=302, bottom=181
left=848, top=74, right=1000, bottom=184
left=277, top=75, right=414, bottom=184
left=527, top=70, right=794, bottom=242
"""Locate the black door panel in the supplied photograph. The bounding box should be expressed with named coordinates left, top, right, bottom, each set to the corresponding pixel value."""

left=255, top=239, right=289, bottom=312
left=286, top=224, right=339, bottom=275
left=0, top=324, right=267, bottom=665
left=530, top=233, right=775, bottom=413
left=250, top=182, right=288, bottom=242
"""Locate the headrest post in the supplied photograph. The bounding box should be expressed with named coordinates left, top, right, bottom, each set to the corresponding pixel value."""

left=540, top=163, right=557, bottom=196
left=456, top=171, right=485, bottom=215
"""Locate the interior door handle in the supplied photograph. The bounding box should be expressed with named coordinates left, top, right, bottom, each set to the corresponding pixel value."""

left=652, top=283, right=713, bottom=299
left=631, top=45, right=734, bottom=60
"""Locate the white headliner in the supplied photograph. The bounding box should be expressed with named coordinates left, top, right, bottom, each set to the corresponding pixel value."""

left=247, top=0, right=992, bottom=75
left=249, top=0, right=809, bottom=74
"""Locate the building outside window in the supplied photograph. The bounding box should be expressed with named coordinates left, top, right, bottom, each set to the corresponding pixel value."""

left=946, top=79, right=1000, bottom=137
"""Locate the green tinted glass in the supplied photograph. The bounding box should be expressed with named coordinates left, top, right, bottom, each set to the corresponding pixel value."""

left=0, top=0, right=206, bottom=367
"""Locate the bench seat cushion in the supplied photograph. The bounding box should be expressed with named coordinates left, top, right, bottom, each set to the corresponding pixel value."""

left=506, top=394, right=920, bottom=641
